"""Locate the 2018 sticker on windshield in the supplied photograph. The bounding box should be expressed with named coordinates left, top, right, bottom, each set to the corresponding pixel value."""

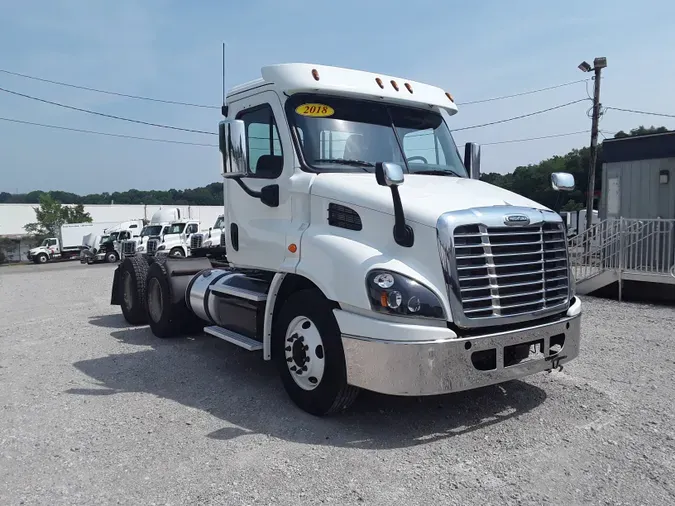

left=295, top=104, right=335, bottom=117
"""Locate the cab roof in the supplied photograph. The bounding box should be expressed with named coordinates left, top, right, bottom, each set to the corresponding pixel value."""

left=227, top=63, right=458, bottom=115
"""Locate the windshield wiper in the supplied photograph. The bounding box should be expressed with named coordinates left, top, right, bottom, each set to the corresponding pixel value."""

left=412, top=169, right=460, bottom=177
left=314, top=158, right=374, bottom=168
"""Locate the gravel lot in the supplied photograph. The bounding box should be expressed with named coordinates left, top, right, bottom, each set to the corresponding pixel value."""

left=1, top=261, right=674, bottom=505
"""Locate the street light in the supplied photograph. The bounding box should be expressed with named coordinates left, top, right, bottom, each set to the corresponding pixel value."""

left=578, top=56, right=607, bottom=240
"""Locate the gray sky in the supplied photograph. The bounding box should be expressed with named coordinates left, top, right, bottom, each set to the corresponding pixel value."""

left=1, top=0, right=674, bottom=195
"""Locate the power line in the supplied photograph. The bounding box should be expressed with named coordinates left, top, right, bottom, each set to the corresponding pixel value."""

left=0, top=116, right=217, bottom=147
left=0, top=68, right=218, bottom=109
left=452, top=98, right=588, bottom=132
left=604, top=106, right=675, bottom=119
left=0, top=85, right=217, bottom=135
left=482, top=130, right=589, bottom=145
left=456, top=79, right=589, bottom=105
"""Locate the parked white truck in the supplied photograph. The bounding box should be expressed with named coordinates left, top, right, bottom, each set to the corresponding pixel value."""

left=82, top=220, right=144, bottom=264
left=27, top=221, right=118, bottom=264
left=152, top=218, right=200, bottom=258
left=121, top=208, right=181, bottom=258
left=110, top=63, right=581, bottom=416
left=189, top=214, right=227, bottom=260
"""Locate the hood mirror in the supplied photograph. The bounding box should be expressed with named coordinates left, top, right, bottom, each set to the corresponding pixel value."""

left=375, top=162, right=404, bottom=187
left=374, top=162, right=413, bottom=247
left=551, top=172, right=575, bottom=191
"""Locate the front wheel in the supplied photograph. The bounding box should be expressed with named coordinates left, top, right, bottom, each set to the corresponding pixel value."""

left=273, top=289, right=359, bottom=416
left=35, top=253, right=48, bottom=264
left=169, top=247, right=184, bottom=258
left=105, top=251, right=119, bottom=263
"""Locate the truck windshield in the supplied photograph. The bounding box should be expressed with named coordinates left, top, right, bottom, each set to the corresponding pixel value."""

left=108, top=232, right=120, bottom=242
left=213, top=217, right=224, bottom=229
left=142, top=225, right=164, bottom=237
left=285, top=93, right=467, bottom=177
left=166, top=223, right=186, bottom=235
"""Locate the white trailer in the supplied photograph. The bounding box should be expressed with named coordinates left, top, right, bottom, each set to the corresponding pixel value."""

left=110, top=63, right=582, bottom=416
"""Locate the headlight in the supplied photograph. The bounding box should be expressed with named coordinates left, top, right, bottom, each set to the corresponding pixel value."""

left=137, top=245, right=145, bottom=252
left=203, top=239, right=212, bottom=247
left=366, top=270, right=445, bottom=320
left=157, top=245, right=166, bottom=251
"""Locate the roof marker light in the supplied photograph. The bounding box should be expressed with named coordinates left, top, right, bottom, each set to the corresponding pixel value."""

left=391, top=80, right=399, bottom=91
left=445, top=92, right=454, bottom=102
left=404, top=83, right=413, bottom=94
left=375, top=77, right=384, bottom=89
left=312, top=69, right=320, bottom=81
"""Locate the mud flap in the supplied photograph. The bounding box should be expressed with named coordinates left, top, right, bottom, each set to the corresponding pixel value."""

left=110, top=265, right=122, bottom=306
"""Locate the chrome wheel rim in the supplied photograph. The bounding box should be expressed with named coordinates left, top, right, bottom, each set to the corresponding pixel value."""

left=284, top=316, right=325, bottom=391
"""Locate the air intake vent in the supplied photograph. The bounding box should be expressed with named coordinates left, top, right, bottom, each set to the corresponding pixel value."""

left=328, top=203, right=362, bottom=231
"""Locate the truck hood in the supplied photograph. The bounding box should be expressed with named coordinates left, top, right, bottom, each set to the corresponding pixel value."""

left=310, top=173, right=549, bottom=227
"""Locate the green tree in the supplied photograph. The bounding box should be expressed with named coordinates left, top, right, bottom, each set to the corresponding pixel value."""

left=24, top=194, right=92, bottom=240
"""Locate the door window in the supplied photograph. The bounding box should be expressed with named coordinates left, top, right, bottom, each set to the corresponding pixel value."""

left=186, top=223, right=199, bottom=234
left=237, top=104, right=284, bottom=179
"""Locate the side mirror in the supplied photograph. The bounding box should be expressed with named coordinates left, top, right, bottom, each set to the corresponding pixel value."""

left=551, top=172, right=575, bottom=191
left=375, top=162, right=404, bottom=187
left=219, top=119, right=248, bottom=177
left=464, top=142, right=481, bottom=180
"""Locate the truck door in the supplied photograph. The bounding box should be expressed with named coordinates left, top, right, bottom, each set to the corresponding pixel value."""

left=225, top=91, right=294, bottom=270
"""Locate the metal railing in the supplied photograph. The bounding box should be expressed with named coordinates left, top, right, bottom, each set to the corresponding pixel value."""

left=568, top=218, right=675, bottom=292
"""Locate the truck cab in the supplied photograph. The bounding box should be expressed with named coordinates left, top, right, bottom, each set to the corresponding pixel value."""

left=189, top=214, right=227, bottom=260
left=154, top=219, right=200, bottom=258
left=111, top=63, right=581, bottom=416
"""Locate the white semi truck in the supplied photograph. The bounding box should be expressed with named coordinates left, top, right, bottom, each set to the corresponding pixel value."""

left=110, top=63, right=581, bottom=416
left=152, top=218, right=201, bottom=258
left=189, top=214, right=227, bottom=260
left=121, top=208, right=181, bottom=258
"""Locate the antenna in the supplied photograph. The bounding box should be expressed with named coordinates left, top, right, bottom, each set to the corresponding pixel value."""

left=221, top=42, right=228, bottom=118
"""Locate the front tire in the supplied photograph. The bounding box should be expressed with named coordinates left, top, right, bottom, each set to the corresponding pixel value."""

left=273, top=289, right=359, bottom=416
left=169, top=247, right=184, bottom=258
left=105, top=251, right=119, bottom=263
left=36, top=253, right=48, bottom=264
left=119, top=256, right=150, bottom=325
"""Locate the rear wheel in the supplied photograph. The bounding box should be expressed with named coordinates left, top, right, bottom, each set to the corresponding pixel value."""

left=145, top=260, right=200, bottom=338
left=119, top=256, right=150, bottom=325
left=273, top=289, right=359, bottom=416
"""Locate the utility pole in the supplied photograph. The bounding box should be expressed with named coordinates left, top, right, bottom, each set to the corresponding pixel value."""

left=578, top=57, right=607, bottom=234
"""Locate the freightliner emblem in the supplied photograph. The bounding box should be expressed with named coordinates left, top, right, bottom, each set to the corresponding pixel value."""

left=504, top=214, right=530, bottom=226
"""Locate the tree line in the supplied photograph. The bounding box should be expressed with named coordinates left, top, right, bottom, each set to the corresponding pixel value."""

left=1, top=126, right=668, bottom=210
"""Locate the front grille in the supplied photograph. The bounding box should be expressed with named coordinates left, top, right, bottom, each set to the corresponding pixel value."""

left=453, top=222, right=569, bottom=320
left=220, top=232, right=226, bottom=247
left=191, top=234, right=204, bottom=249
left=147, top=238, right=159, bottom=256
left=122, top=241, right=136, bottom=256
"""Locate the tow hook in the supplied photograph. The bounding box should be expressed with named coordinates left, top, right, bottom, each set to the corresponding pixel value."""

left=546, top=354, right=567, bottom=372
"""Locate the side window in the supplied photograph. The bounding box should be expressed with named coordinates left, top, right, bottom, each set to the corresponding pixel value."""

left=237, top=104, right=283, bottom=179
left=186, top=224, right=198, bottom=234
left=48, top=239, right=57, bottom=247
left=403, top=130, right=446, bottom=165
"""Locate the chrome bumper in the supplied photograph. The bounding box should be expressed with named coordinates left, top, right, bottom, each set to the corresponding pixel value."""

left=341, top=298, right=581, bottom=396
